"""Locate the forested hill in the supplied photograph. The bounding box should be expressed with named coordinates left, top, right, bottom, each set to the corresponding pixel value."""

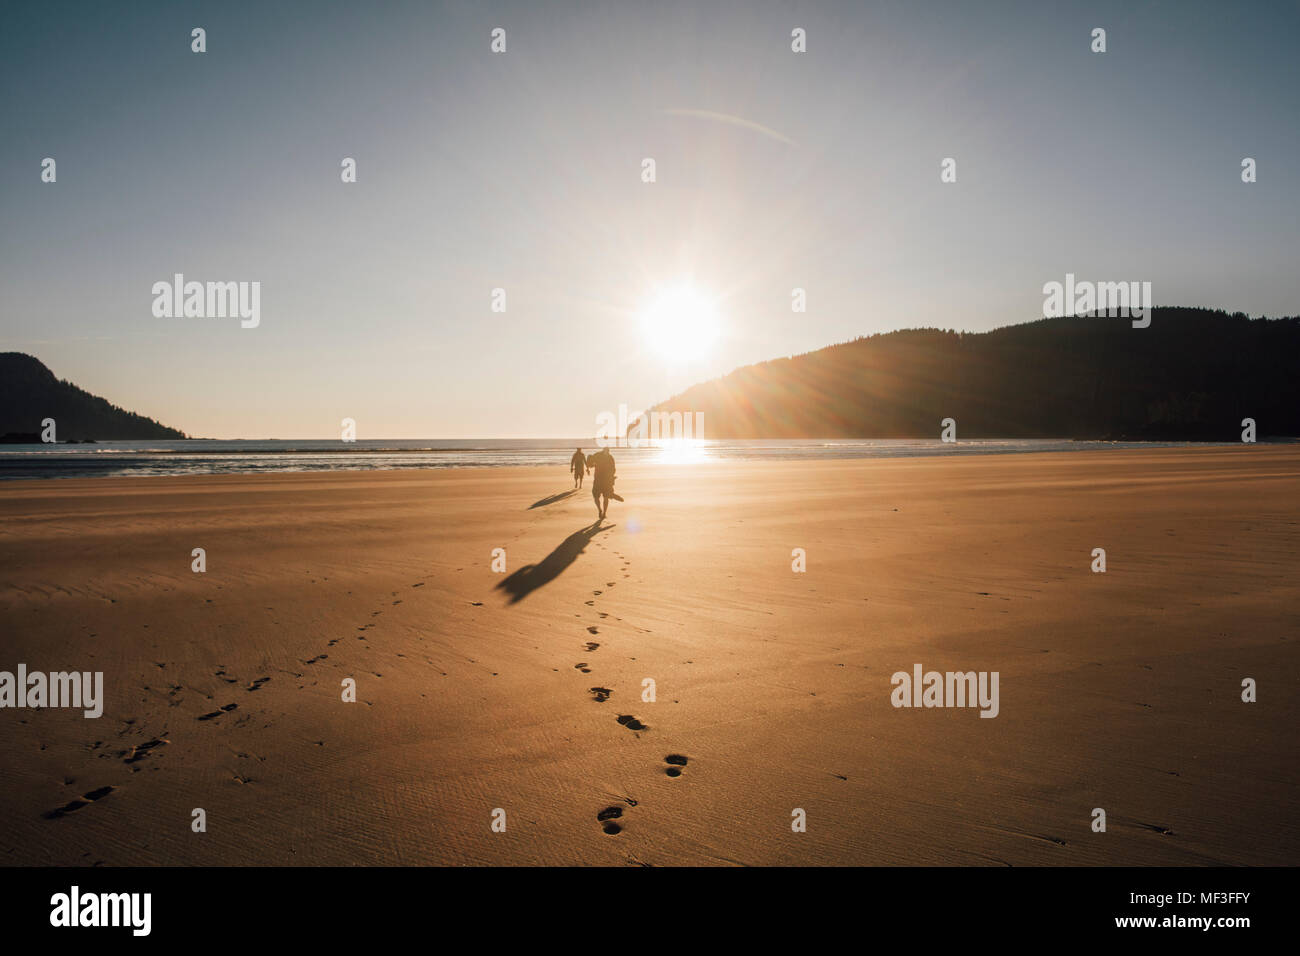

left=0, top=353, right=186, bottom=441
left=642, top=308, right=1299, bottom=439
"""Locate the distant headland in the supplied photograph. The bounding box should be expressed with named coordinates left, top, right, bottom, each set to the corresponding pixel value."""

left=0, top=353, right=186, bottom=442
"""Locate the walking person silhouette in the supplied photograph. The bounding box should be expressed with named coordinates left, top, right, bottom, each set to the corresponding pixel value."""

left=586, top=447, right=623, bottom=520
left=570, top=447, right=586, bottom=489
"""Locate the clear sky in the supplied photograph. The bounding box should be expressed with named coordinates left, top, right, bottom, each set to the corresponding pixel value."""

left=2, top=0, right=1297, bottom=438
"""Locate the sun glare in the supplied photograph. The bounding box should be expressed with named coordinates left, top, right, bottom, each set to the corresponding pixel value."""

left=652, top=437, right=709, bottom=464
left=638, top=282, right=720, bottom=362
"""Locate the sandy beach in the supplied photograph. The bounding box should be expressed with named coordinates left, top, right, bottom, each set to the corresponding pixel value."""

left=1, top=446, right=1296, bottom=866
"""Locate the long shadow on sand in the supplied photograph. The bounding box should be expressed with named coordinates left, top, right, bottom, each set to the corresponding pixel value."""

left=528, top=490, right=577, bottom=509
left=496, top=520, right=614, bottom=604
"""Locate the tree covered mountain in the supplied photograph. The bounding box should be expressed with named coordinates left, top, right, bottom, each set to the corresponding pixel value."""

left=642, top=308, right=1299, bottom=440
left=0, top=353, right=186, bottom=441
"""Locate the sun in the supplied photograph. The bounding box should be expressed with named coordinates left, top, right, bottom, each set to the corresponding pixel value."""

left=637, top=282, right=720, bottom=362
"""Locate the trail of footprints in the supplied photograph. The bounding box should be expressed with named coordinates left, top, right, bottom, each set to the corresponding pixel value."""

left=578, top=541, right=693, bottom=839
left=43, top=578, right=428, bottom=821
left=45, top=538, right=670, bottom=834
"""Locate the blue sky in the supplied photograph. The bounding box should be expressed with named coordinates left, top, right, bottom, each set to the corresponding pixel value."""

left=2, top=0, right=1297, bottom=437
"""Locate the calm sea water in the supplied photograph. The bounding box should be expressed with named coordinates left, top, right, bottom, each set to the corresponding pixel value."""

left=0, top=438, right=1231, bottom=480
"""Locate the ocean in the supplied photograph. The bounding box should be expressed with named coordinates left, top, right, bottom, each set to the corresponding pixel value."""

left=0, top=438, right=1237, bottom=481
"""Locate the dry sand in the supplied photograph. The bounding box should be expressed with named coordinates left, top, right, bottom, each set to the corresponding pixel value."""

left=1, top=446, right=1296, bottom=866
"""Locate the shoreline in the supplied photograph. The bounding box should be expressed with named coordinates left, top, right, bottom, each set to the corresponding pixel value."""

left=0, top=439, right=1282, bottom=484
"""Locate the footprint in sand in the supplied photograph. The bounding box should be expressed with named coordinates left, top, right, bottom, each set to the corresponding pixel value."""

left=44, top=785, right=116, bottom=820
left=1135, top=822, right=1175, bottom=835
left=592, top=590, right=602, bottom=596
left=246, top=677, right=270, bottom=692
left=574, top=662, right=591, bottom=674
left=664, top=754, right=688, bottom=777
left=121, top=739, right=168, bottom=765
left=586, top=626, right=599, bottom=635
left=584, top=641, right=600, bottom=652
left=616, top=715, right=647, bottom=732
left=596, top=806, right=623, bottom=834
left=590, top=686, right=612, bottom=703
left=198, top=703, right=238, bottom=721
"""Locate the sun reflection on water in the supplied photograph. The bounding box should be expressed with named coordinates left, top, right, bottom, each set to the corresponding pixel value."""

left=648, top=438, right=710, bottom=464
